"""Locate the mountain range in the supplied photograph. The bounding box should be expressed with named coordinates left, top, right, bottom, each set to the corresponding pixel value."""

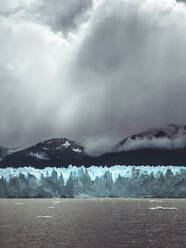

left=1, top=124, right=186, bottom=168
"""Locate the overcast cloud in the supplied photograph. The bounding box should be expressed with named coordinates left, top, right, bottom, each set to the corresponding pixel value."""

left=0, top=0, right=186, bottom=154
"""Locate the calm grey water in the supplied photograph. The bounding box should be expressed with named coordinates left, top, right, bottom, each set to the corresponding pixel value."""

left=0, top=198, right=186, bottom=248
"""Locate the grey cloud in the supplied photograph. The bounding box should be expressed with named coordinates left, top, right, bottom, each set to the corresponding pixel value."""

left=119, top=136, right=186, bottom=151
left=1, top=0, right=186, bottom=155
left=62, top=0, right=186, bottom=152
left=38, top=0, right=93, bottom=34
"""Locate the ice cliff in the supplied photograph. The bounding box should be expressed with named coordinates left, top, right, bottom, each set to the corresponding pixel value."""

left=0, top=165, right=186, bottom=198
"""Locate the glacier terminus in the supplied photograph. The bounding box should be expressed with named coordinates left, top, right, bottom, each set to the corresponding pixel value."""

left=1, top=165, right=186, bottom=198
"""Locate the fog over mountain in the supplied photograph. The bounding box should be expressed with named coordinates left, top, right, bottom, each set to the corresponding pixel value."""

left=0, top=0, right=186, bottom=154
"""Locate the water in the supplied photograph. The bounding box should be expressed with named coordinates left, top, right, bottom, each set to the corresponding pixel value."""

left=0, top=199, right=186, bottom=247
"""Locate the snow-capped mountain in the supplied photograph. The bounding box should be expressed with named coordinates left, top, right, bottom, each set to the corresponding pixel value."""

left=29, top=138, right=85, bottom=154
left=115, top=124, right=186, bottom=151
left=1, top=124, right=186, bottom=168
left=0, top=138, right=88, bottom=168
left=96, top=124, right=186, bottom=166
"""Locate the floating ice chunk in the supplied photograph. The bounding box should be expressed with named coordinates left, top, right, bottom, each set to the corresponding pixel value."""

left=149, top=200, right=163, bottom=203
left=15, top=203, right=24, bottom=205
left=149, top=206, right=177, bottom=210
left=53, top=201, right=60, bottom=204
left=37, top=216, right=53, bottom=218
left=48, top=206, right=55, bottom=209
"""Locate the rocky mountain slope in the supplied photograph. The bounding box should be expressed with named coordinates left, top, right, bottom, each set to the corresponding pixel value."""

left=0, top=138, right=89, bottom=168
left=1, top=124, right=186, bottom=168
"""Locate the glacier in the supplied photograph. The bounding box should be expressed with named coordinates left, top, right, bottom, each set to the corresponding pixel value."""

left=0, top=165, right=186, bottom=198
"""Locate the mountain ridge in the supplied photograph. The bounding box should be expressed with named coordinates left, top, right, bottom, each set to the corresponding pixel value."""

left=1, top=124, right=186, bottom=168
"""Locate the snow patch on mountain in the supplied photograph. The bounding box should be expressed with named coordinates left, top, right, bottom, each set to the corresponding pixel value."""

left=33, top=138, right=84, bottom=153
left=72, top=148, right=82, bottom=153
left=63, top=140, right=70, bottom=148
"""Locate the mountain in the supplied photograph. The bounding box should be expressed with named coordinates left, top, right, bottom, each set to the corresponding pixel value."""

left=0, top=138, right=90, bottom=168
left=96, top=124, right=186, bottom=166
left=1, top=124, right=186, bottom=168
left=115, top=124, right=186, bottom=151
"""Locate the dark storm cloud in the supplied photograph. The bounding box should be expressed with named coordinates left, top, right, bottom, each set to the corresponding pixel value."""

left=38, top=0, right=93, bottom=34
left=65, top=0, right=186, bottom=144
left=1, top=0, right=186, bottom=154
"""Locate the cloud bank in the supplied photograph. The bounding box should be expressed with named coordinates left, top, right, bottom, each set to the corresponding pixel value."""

left=119, top=136, right=186, bottom=151
left=0, top=0, right=186, bottom=154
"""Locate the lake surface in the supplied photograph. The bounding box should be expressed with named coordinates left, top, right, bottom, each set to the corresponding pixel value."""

left=0, top=198, right=186, bottom=247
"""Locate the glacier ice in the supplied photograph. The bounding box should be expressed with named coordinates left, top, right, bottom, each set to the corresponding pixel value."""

left=0, top=165, right=186, bottom=198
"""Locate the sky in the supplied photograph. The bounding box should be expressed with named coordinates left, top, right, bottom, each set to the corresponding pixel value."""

left=0, top=0, right=186, bottom=154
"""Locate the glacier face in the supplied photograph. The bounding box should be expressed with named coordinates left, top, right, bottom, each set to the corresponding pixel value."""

left=0, top=165, right=186, bottom=198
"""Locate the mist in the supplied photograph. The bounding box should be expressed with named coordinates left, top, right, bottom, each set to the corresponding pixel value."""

left=0, top=0, right=186, bottom=154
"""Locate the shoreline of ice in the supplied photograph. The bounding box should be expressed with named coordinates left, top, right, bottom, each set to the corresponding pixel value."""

left=0, top=165, right=186, bottom=198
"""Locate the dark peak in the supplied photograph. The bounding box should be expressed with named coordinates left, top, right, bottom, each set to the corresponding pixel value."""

left=154, top=131, right=168, bottom=138
left=32, top=138, right=85, bottom=152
